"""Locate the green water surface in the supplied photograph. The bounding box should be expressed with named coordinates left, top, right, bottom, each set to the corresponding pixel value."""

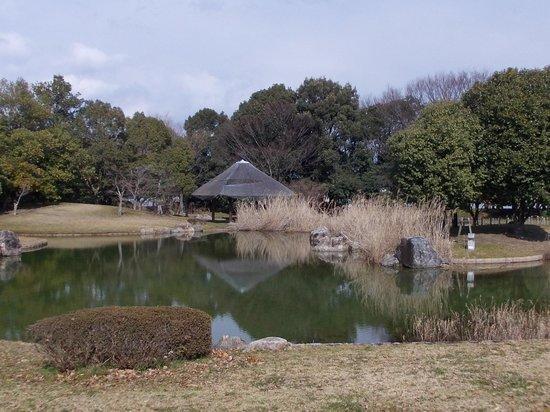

left=0, top=233, right=548, bottom=343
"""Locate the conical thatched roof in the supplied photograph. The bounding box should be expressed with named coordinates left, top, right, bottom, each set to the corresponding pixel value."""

left=192, top=160, right=294, bottom=199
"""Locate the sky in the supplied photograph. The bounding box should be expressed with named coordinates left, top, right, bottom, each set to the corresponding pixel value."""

left=1, top=0, right=548, bottom=122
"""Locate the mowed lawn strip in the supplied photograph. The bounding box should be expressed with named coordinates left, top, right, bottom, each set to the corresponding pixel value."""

left=0, top=203, right=225, bottom=235
left=1, top=340, right=548, bottom=410
left=452, top=233, right=549, bottom=259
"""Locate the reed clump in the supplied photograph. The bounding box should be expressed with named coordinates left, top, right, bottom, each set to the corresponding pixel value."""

left=235, top=196, right=451, bottom=263
left=405, top=302, right=550, bottom=342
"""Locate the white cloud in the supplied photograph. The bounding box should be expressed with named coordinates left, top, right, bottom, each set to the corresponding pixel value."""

left=0, top=32, right=29, bottom=56
left=64, top=74, right=117, bottom=98
left=178, top=71, right=225, bottom=108
left=71, top=42, right=110, bottom=67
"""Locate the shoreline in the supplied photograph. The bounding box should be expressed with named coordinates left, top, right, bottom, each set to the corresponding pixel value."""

left=12, top=230, right=547, bottom=267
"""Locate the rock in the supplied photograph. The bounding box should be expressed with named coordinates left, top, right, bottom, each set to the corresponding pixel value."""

left=215, top=335, right=247, bottom=350
left=315, top=252, right=348, bottom=264
left=398, top=237, right=443, bottom=268
left=191, top=223, right=203, bottom=233
left=171, top=222, right=195, bottom=235
left=310, top=227, right=350, bottom=252
left=0, top=256, right=22, bottom=281
left=245, top=337, right=290, bottom=352
left=0, top=231, right=22, bottom=257
left=381, top=253, right=400, bottom=267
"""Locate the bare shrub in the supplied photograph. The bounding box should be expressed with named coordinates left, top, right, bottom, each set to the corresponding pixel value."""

left=406, top=302, right=550, bottom=342
left=235, top=196, right=451, bottom=263
left=27, top=306, right=211, bottom=371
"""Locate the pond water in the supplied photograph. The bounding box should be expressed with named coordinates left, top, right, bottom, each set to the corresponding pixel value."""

left=0, top=233, right=548, bottom=343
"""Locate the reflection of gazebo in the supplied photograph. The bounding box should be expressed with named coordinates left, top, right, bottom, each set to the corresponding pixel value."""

left=194, top=255, right=287, bottom=293
left=191, top=160, right=294, bottom=220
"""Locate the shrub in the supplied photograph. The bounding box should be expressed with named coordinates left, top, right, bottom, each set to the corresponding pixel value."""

left=404, top=302, right=549, bottom=342
left=27, top=306, right=211, bottom=370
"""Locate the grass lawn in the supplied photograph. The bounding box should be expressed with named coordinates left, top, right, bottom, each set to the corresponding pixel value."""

left=0, top=340, right=548, bottom=410
left=0, top=203, right=227, bottom=235
left=452, top=233, right=549, bottom=259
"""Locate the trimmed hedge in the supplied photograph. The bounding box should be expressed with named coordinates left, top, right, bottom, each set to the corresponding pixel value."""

left=27, top=306, right=211, bottom=370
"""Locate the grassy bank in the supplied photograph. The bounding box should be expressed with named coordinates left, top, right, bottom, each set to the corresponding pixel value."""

left=452, top=233, right=549, bottom=259
left=236, top=197, right=451, bottom=263
left=1, top=340, right=548, bottom=410
left=0, top=203, right=226, bottom=235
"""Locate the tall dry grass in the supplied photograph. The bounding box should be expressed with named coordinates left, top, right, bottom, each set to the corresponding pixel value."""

left=405, top=302, right=550, bottom=342
left=235, top=196, right=451, bottom=263
left=236, top=196, right=324, bottom=232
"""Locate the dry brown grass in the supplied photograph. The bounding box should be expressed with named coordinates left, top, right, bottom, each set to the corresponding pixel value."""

left=236, top=196, right=451, bottom=263
left=407, top=302, right=550, bottom=342
left=1, top=339, right=549, bottom=410
left=0, top=203, right=193, bottom=235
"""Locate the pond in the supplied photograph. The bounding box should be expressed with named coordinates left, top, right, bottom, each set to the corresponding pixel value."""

left=0, top=233, right=548, bottom=343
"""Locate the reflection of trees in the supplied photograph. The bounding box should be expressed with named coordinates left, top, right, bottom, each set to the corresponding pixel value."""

left=1, top=233, right=548, bottom=342
left=234, top=232, right=312, bottom=265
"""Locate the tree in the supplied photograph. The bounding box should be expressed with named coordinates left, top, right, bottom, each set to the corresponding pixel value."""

left=126, top=112, right=172, bottom=161
left=184, top=108, right=228, bottom=136
left=463, top=67, right=550, bottom=223
left=0, top=128, right=90, bottom=214
left=389, top=101, right=482, bottom=209
left=406, top=71, right=488, bottom=105
left=33, top=75, right=82, bottom=127
left=363, top=88, right=421, bottom=163
left=74, top=100, right=126, bottom=145
left=296, top=78, right=365, bottom=163
left=218, top=100, right=319, bottom=182
left=0, top=78, right=50, bottom=132
left=233, top=84, right=296, bottom=120
left=184, top=108, right=228, bottom=186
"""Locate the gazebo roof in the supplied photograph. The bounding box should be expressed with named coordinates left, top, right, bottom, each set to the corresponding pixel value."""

left=191, top=160, right=294, bottom=200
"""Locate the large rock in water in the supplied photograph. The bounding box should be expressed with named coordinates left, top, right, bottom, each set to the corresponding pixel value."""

left=0, top=231, right=22, bottom=257
left=398, top=236, right=442, bottom=268
left=310, top=227, right=350, bottom=252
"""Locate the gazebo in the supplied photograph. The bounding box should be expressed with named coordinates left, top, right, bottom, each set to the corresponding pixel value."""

left=191, top=160, right=293, bottom=220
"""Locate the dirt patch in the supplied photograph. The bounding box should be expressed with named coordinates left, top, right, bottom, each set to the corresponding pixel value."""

left=1, top=340, right=548, bottom=410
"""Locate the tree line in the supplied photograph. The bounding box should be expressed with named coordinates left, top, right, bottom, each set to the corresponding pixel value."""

left=1, top=67, right=548, bottom=223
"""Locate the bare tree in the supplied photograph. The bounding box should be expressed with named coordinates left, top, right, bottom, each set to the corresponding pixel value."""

left=406, top=70, right=489, bottom=104
left=218, top=101, right=319, bottom=182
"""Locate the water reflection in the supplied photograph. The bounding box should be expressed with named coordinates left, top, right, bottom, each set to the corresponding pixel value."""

left=0, top=233, right=548, bottom=343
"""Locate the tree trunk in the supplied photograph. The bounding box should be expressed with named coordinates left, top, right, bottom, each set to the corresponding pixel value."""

left=117, top=193, right=124, bottom=216
left=12, top=201, right=18, bottom=216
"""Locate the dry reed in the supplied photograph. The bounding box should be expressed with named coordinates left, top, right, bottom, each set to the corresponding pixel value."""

left=236, top=196, right=451, bottom=263
left=405, top=302, right=550, bottom=342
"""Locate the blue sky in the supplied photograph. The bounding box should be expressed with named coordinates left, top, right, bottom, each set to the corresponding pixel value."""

left=1, top=0, right=548, bottom=122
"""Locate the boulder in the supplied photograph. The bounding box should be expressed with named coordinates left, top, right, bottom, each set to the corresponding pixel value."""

left=0, top=231, right=22, bottom=257
left=245, top=337, right=290, bottom=352
left=381, top=253, right=400, bottom=267
left=398, top=237, right=443, bottom=268
left=310, top=227, right=350, bottom=252
left=191, top=223, right=203, bottom=233
left=171, top=222, right=195, bottom=235
left=215, top=335, right=247, bottom=350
